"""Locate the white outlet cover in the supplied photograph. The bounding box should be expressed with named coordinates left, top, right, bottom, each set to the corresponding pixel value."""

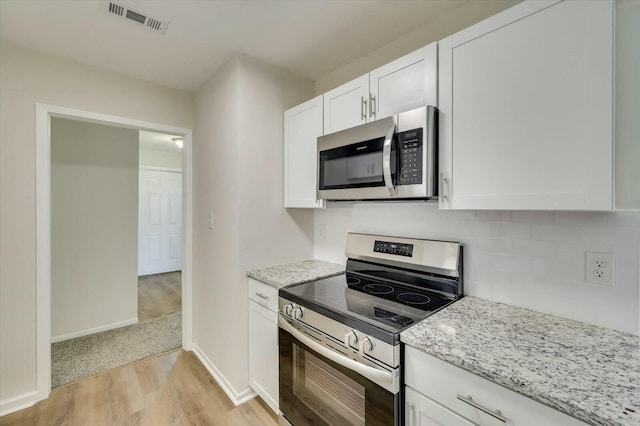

left=585, top=252, right=614, bottom=286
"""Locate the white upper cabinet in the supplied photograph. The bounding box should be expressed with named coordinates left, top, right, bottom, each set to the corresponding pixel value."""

left=323, top=43, right=437, bottom=135
left=284, top=95, right=324, bottom=208
left=438, top=0, right=614, bottom=211
left=370, top=43, right=437, bottom=121
left=323, top=74, right=370, bottom=135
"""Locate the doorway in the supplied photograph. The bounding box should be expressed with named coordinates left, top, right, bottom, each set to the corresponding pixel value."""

left=35, top=103, right=193, bottom=402
left=48, top=120, right=186, bottom=387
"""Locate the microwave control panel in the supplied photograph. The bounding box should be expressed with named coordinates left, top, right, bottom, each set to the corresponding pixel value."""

left=398, top=128, right=423, bottom=185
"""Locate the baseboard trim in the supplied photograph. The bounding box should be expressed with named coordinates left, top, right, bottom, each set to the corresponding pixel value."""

left=0, top=390, right=38, bottom=417
left=51, top=317, right=139, bottom=343
left=191, top=344, right=256, bottom=406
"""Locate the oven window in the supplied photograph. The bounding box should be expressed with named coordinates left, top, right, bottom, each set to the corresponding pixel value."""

left=293, top=343, right=365, bottom=426
left=280, top=327, right=396, bottom=426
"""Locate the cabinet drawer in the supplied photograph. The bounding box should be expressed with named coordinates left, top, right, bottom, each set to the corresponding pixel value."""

left=248, top=278, right=278, bottom=312
left=405, top=346, right=588, bottom=426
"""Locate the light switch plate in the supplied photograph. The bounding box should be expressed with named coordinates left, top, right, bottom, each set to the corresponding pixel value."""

left=585, top=252, right=614, bottom=286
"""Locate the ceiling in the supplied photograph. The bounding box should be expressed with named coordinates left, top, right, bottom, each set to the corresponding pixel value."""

left=139, top=130, right=183, bottom=153
left=1, top=0, right=504, bottom=93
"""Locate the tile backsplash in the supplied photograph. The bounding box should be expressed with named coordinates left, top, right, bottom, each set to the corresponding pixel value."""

left=314, top=203, right=640, bottom=335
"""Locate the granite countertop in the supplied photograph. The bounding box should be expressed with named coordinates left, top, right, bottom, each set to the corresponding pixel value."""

left=401, top=297, right=640, bottom=426
left=247, top=259, right=345, bottom=289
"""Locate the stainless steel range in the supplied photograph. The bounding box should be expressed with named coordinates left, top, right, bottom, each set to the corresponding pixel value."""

left=278, top=233, right=463, bottom=426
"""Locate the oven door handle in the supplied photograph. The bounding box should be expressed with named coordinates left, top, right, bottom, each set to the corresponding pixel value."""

left=279, top=314, right=398, bottom=393
left=382, top=122, right=396, bottom=197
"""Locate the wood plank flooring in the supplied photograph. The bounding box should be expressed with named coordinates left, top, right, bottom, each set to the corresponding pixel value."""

left=1, top=350, right=288, bottom=426
left=138, top=271, right=182, bottom=321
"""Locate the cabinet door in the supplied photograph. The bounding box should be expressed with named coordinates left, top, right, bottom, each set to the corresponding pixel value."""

left=405, top=387, right=475, bottom=426
left=248, top=300, right=279, bottom=413
left=369, top=43, right=437, bottom=121
left=405, top=347, right=589, bottom=426
left=323, top=74, right=370, bottom=134
left=284, top=96, right=324, bottom=208
left=439, top=0, right=613, bottom=210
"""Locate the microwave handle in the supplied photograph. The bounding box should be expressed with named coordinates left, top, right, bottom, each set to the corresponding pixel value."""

left=382, top=123, right=396, bottom=197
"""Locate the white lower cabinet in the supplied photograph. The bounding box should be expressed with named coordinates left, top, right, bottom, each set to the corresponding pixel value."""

left=248, top=278, right=279, bottom=413
left=405, top=386, right=475, bottom=426
left=405, top=346, right=588, bottom=426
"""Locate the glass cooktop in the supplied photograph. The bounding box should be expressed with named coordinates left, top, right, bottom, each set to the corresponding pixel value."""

left=280, top=272, right=452, bottom=338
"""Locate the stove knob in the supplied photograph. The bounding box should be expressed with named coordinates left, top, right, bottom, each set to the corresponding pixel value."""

left=284, top=304, right=294, bottom=317
left=345, top=330, right=358, bottom=347
left=292, top=307, right=303, bottom=320
left=360, top=337, right=374, bottom=353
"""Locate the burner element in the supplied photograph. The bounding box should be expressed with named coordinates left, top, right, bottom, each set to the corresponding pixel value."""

left=346, top=276, right=361, bottom=285
left=362, top=283, right=395, bottom=295
left=397, top=292, right=431, bottom=305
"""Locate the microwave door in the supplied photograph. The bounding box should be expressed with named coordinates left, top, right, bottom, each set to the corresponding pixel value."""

left=317, top=117, right=398, bottom=200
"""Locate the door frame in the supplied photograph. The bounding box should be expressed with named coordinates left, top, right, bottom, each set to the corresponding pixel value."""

left=35, top=103, right=194, bottom=402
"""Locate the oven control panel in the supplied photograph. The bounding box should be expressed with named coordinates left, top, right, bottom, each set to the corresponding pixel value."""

left=279, top=297, right=400, bottom=370
left=374, top=240, right=413, bottom=257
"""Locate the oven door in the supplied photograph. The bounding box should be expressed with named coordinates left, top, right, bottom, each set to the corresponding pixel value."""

left=279, top=320, right=399, bottom=426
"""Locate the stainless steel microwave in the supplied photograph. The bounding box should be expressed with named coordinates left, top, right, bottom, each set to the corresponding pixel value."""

left=317, top=106, right=437, bottom=201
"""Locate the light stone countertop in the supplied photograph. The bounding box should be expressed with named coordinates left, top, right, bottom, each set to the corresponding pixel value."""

left=247, top=259, right=345, bottom=289
left=401, top=296, right=640, bottom=426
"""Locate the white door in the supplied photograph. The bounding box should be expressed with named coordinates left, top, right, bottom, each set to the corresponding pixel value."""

left=323, top=74, right=370, bottom=135
left=138, top=169, right=182, bottom=276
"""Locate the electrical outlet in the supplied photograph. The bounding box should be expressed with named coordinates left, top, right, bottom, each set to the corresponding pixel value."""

left=318, top=224, right=326, bottom=241
left=585, top=252, right=614, bottom=286
left=207, top=212, right=214, bottom=229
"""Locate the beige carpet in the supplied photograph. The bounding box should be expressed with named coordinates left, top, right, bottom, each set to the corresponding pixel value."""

left=51, top=312, right=182, bottom=388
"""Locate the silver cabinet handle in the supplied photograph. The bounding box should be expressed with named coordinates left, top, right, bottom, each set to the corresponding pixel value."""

left=369, top=93, right=376, bottom=119
left=439, top=173, right=450, bottom=203
left=408, top=402, right=415, bottom=426
left=457, top=395, right=507, bottom=423
left=382, top=122, right=396, bottom=197
left=361, top=96, right=367, bottom=121
left=255, top=292, right=269, bottom=300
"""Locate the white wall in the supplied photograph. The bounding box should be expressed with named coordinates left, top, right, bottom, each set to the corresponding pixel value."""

left=51, top=118, right=139, bottom=340
left=0, top=43, right=193, bottom=408
left=194, top=54, right=314, bottom=401
left=315, top=206, right=639, bottom=335
left=139, top=146, right=183, bottom=170
left=615, top=0, right=640, bottom=210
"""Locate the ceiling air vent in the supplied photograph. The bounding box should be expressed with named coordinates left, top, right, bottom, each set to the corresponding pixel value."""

left=104, top=1, right=170, bottom=35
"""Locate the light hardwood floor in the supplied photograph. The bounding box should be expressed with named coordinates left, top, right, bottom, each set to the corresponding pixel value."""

left=138, top=271, right=182, bottom=321
left=1, top=350, right=288, bottom=426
